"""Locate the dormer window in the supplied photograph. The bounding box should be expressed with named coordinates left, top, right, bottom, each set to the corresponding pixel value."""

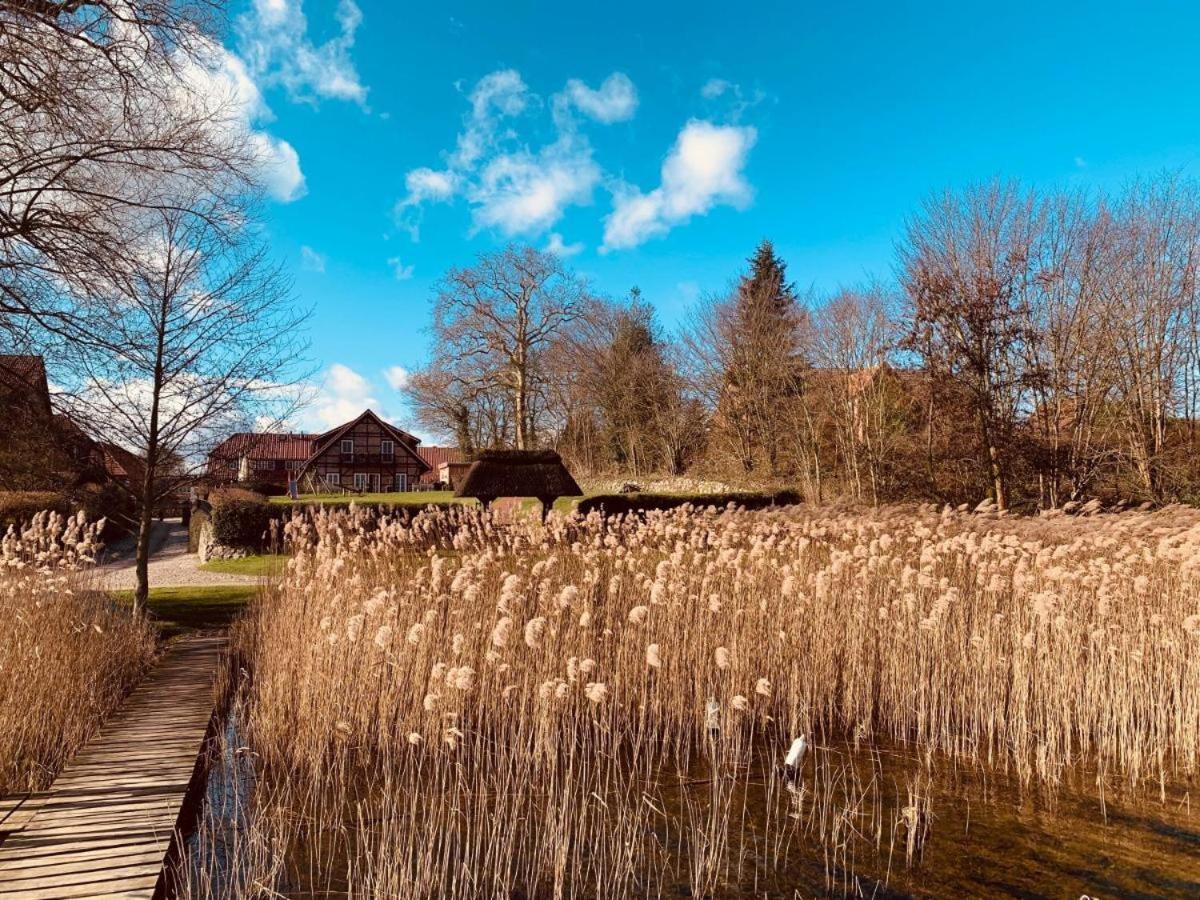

left=381, top=439, right=394, bottom=460
left=341, top=438, right=354, bottom=455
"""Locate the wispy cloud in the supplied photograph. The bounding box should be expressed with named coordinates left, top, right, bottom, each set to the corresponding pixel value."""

left=300, top=245, right=326, bottom=272
left=237, top=0, right=368, bottom=107
left=178, top=40, right=306, bottom=203
left=396, top=69, right=635, bottom=239
left=388, top=257, right=415, bottom=280
left=306, top=363, right=380, bottom=429
left=383, top=365, right=410, bottom=391
left=603, top=120, right=757, bottom=251
left=699, top=77, right=766, bottom=123
left=555, top=73, right=638, bottom=124
left=545, top=232, right=584, bottom=257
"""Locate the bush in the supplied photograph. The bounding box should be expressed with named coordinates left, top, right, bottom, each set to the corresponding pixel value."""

left=0, top=491, right=70, bottom=531
left=211, top=495, right=273, bottom=550
left=72, top=482, right=136, bottom=540
left=210, top=485, right=268, bottom=505
left=576, top=490, right=801, bottom=518
left=236, top=478, right=288, bottom=497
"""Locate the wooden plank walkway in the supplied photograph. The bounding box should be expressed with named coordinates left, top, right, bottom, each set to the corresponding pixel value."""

left=0, top=636, right=224, bottom=899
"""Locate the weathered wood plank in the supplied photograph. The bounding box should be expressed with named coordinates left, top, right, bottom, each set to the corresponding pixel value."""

left=0, top=636, right=223, bottom=898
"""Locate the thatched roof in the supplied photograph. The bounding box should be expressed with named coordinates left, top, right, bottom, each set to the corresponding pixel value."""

left=455, top=449, right=582, bottom=500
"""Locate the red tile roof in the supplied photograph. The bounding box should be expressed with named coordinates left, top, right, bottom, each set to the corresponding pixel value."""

left=210, top=414, right=445, bottom=477
left=209, top=432, right=319, bottom=461
left=418, top=446, right=466, bottom=469
left=101, top=443, right=145, bottom=484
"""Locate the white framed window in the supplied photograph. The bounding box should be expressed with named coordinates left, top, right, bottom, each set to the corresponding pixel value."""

left=381, top=439, right=394, bottom=460
left=371, top=473, right=381, bottom=492
left=394, top=473, right=407, bottom=492
left=284, top=460, right=301, bottom=471
left=326, top=472, right=340, bottom=486
left=354, top=473, right=368, bottom=490
left=341, top=438, right=354, bottom=455
left=252, top=459, right=274, bottom=471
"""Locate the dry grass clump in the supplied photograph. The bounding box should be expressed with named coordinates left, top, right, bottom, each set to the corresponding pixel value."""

left=0, top=511, right=157, bottom=794
left=195, top=501, right=1200, bottom=895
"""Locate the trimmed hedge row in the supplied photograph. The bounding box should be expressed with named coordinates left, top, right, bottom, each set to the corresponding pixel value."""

left=211, top=495, right=273, bottom=550
left=0, top=491, right=71, bottom=531
left=575, top=490, right=801, bottom=517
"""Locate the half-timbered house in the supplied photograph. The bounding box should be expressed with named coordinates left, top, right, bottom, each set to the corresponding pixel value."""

left=207, top=409, right=463, bottom=493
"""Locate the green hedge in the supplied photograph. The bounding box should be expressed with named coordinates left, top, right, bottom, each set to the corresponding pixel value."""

left=211, top=496, right=273, bottom=550
left=0, top=491, right=71, bottom=531
left=576, top=490, right=801, bottom=517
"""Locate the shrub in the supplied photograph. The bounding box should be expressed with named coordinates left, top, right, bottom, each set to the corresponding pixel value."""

left=0, top=490, right=70, bottom=531
left=72, top=481, right=137, bottom=540
left=236, top=478, right=288, bottom=497
left=211, top=495, right=273, bottom=550
left=576, top=489, right=801, bottom=517
left=210, top=485, right=268, bottom=505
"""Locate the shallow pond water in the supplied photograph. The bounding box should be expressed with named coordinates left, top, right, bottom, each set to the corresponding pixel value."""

left=178, top=714, right=1200, bottom=898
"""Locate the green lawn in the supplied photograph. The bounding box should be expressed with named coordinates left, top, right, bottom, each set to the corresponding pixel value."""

left=199, top=554, right=288, bottom=576
left=111, top=585, right=257, bottom=638
left=270, top=490, right=472, bottom=506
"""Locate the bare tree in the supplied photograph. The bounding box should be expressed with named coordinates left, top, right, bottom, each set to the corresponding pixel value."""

left=429, top=246, right=592, bottom=450
left=900, top=181, right=1042, bottom=510
left=1021, top=190, right=1118, bottom=505
left=809, top=284, right=901, bottom=503
left=404, top=357, right=513, bottom=453
left=60, top=194, right=307, bottom=611
left=0, top=0, right=250, bottom=345
left=1096, top=175, right=1200, bottom=500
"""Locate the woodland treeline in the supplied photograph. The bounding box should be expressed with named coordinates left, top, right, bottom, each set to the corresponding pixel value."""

left=408, top=176, right=1200, bottom=510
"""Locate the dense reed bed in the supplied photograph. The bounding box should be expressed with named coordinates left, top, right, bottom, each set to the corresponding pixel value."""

left=0, top=511, right=157, bottom=795
left=185, top=502, right=1200, bottom=895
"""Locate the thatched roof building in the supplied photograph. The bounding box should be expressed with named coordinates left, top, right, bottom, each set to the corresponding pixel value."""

left=455, top=450, right=582, bottom=513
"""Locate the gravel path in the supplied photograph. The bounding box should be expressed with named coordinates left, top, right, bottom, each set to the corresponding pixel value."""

left=100, top=519, right=259, bottom=590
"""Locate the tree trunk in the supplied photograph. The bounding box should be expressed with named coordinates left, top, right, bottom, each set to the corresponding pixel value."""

left=135, top=289, right=170, bottom=612
left=133, top=473, right=156, bottom=614
left=513, top=364, right=529, bottom=450
left=986, top=435, right=1007, bottom=511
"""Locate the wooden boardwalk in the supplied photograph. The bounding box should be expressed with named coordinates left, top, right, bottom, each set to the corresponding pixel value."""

left=0, top=636, right=224, bottom=899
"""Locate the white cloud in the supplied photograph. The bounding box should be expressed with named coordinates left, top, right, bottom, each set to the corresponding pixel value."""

left=404, top=167, right=458, bottom=203
left=383, top=365, right=410, bottom=391
left=388, top=257, right=414, bottom=280
left=698, top=78, right=765, bottom=123
left=453, top=68, right=531, bottom=169
left=397, top=68, right=636, bottom=240
left=308, top=363, right=379, bottom=428
left=176, top=40, right=306, bottom=203
left=545, top=232, right=584, bottom=257
left=468, top=136, right=600, bottom=235
left=300, top=245, right=326, bottom=272
left=1074, top=156, right=1089, bottom=169
left=602, top=119, right=757, bottom=251
left=237, top=0, right=368, bottom=107
left=556, top=73, right=638, bottom=124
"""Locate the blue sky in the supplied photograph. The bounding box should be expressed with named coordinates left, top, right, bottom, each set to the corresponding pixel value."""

left=213, top=0, right=1200, bottom=434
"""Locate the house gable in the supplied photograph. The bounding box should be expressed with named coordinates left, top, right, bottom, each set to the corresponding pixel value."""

left=301, top=409, right=428, bottom=475
left=300, top=410, right=430, bottom=491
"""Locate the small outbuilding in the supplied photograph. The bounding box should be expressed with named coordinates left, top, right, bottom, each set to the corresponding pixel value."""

left=454, top=449, right=582, bottom=517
